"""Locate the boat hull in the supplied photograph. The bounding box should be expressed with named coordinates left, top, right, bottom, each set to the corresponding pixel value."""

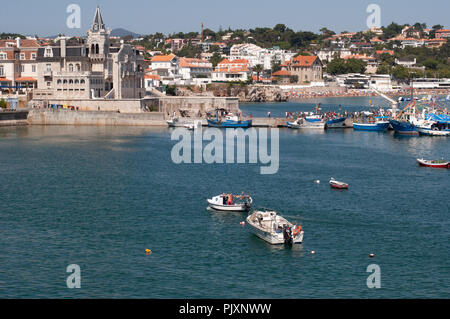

left=246, top=220, right=304, bottom=245
left=417, top=159, right=449, bottom=168
left=390, top=120, right=418, bottom=135
left=287, top=121, right=325, bottom=129
left=207, top=202, right=250, bottom=212
left=353, top=122, right=390, bottom=131
left=417, top=128, right=450, bottom=136
left=207, top=119, right=252, bottom=128
left=325, top=117, right=347, bottom=129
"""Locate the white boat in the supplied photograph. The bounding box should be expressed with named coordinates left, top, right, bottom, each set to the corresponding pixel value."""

left=207, top=194, right=253, bottom=212
left=287, top=118, right=325, bottom=129
left=417, top=120, right=450, bottom=136
left=184, top=121, right=202, bottom=131
left=246, top=210, right=304, bottom=245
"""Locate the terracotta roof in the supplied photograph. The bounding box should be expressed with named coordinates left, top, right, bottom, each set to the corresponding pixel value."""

left=145, top=74, right=161, bottom=80
left=151, top=54, right=176, bottom=62
left=15, top=77, right=37, bottom=82
left=291, top=55, right=318, bottom=67
left=0, top=39, right=41, bottom=48
left=272, top=70, right=291, bottom=76
left=0, top=78, right=11, bottom=82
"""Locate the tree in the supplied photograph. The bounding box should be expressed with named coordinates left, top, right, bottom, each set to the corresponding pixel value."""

left=210, top=53, right=223, bottom=68
left=253, top=64, right=264, bottom=83
left=0, top=98, right=7, bottom=108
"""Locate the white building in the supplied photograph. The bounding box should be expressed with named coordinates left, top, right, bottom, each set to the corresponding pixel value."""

left=316, top=48, right=352, bottom=63
left=369, top=74, right=392, bottom=92
left=212, top=59, right=250, bottom=82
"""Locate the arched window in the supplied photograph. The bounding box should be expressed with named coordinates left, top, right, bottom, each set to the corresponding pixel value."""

left=91, top=44, right=95, bottom=54
left=80, top=79, right=85, bottom=84
left=57, top=80, right=62, bottom=84
left=96, top=44, right=99, bottom=54
left=69, top=79, right=73, bottom=84
left=75, top=79, right=79, bottom=84
left=68, top=64, right=73, bottom=72
left=63, top=79, right=68, bottom=84
left=76, top=64, right=81, bottom=72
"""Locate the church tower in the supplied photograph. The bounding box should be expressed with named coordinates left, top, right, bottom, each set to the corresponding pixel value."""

left=87, top=7, right=110, bottom=59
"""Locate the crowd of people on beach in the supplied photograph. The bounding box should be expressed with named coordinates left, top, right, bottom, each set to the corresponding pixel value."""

left=286, top=88, right=450, bottom=100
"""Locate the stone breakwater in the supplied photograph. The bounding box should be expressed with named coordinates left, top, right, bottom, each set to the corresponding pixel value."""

left=28, top=109, right=166, bottom=126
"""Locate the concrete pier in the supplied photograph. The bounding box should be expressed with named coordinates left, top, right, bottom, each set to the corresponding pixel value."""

left=0, top=110, right=29, bottom=126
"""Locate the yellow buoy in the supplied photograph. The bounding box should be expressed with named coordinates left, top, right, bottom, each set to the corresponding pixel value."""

left=145, top=249, right=152, bottom=255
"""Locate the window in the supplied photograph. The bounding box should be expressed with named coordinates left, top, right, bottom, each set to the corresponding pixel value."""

left=80, top=79, right=85, bottom=84
left=20, top=53, right=25, bottom=60
left=32, top=65, right=36, bottom=73
left=57, top=80, right=62, bottom=84
left=76, top=64, right=81, bottom=72
left=0, top=53, right=6, bottom=60
left=31, top=53, right=36, bottom=60
left=46, top=81, right=51, bottom=87
left=69, top=64, right=73, bottom=72
left=0, top=65, right=4, bottom=76
left=21, top=65, right=24, bottom=72
left=46, top=64, right=51, bottom=72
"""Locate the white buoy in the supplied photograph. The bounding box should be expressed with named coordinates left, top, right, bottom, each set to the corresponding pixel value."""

left=240, top=222, right=245, bottom=226
left=314, top=180, right=321, bottom=184
left=369, top=253, right=375, bottom=258
left=311, top=251, right=316, bottom=255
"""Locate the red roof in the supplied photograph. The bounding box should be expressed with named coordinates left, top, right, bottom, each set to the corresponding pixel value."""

left=291, top=55, right=318, bottom=67
left=272, top=70, right=291, bottom=76
left=15, top=77, right=37, bottom=82
left=151, top=54, right=176, bottom=62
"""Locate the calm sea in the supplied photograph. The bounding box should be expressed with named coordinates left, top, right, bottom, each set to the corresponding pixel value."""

left=0, top=97, right=449, bottom=298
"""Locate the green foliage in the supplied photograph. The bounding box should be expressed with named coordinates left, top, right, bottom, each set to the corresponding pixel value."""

left=210, top=53, right=223, bottom=68
left=325, top=58, right=367, bottom=75
left=165, top=85, right=177, bottom=96
left=0, top=98, right=7, bottom=108
left=289, top=75, right=299, bottom=83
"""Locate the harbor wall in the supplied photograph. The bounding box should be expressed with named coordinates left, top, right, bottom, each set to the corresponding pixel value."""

left=28, top=109, right=166, bottom=126
left=0, top=110, right=29, bottom=126
left=29, top=96, right=240, bottom=118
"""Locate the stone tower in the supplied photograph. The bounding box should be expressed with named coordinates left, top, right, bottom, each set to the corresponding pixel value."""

left=86, top=7, right=110, bottom=60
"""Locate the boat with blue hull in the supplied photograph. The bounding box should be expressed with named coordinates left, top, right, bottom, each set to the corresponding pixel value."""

left=325, top=117, right=347, bottom=129
left=390, top=120, right=418, bottom=135
left=353, top=121, right=390, bottom=131
left=207, top=115, right=252, bottom=128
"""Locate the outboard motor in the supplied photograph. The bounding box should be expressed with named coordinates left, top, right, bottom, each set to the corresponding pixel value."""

left=283, top=226, right=293, bottom=245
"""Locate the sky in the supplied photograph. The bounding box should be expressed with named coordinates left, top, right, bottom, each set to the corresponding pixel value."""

left=0, top=0, right=449, bottom=37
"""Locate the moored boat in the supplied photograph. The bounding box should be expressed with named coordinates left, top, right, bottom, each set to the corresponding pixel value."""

left=207, top=194, right=253, bottom=212
left=417, top=159, right=449, bottom=169
left=390, top=119, right=418, bottom=135
left=353, top=121, right=390, bottom=131
left=246, top=210, right=304, bottom=245
left=207, top=115, right=252, bottom=128
left=287, top=118, right=325, bottom=129
left=329, top=178, right=349, bottom=189
left=325, top=117, right=347, bottom=129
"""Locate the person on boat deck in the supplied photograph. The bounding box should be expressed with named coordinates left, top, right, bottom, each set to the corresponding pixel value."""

left=227, top=194, right=233, bottom=205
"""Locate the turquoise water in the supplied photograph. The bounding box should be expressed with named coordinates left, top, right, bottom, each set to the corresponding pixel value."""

left=0, top=97, right=449, bottom=298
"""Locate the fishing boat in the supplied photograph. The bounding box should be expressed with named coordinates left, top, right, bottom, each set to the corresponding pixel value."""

left=389, top=100, right=426, bottom=135
left=417, top=159, right=449, bottom=169
left=207, top=115, right=252, bottom=128
left=325, top=117, right=347, bottom=129
left=207, top=194, right=253, bottom=212
left=246, top=210, right=304, bottom=245
left=353, top=119, right=390, bottom=131
left=417, top=127, right=450, bottom=136
left=329, top=178, right=349, bottom=189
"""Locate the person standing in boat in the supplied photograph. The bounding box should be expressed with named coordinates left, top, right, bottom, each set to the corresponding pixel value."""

left=227, top=194, right=234, bottom=206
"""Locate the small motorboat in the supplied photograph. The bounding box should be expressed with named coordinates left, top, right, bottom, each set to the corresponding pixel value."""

left=246, top=210, right=304, bottom=245
left=330, top=178, right=349, bottom=189
left=417, top=159, right=449, bottom=169
left=353, top=120, right=390, bottom=131
left=207, top=115, right=252, bottom=128
left=287, top=118, right=325, bottom=129
left=207, top=194, right=253, bottom=212
left=184, top=121, right=202, bottom=131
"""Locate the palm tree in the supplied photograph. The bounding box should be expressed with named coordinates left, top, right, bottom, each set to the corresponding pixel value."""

left=253, top=64, right=264, bottom=83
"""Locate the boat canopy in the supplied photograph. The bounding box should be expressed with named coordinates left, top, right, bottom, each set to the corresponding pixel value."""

left=426, top=113, right=450, bottom=124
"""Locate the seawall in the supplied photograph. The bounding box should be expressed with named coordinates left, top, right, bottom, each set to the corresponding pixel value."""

left=0, top=110, right=29, bottom=126
left=28, top=109, right=166, bottom=126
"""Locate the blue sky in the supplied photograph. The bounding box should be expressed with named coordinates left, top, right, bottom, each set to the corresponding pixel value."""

left=1, top=0, right=448, bottom=37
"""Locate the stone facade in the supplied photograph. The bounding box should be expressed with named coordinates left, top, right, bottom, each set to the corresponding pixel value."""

left=34, top=7, right=145, bottom=100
